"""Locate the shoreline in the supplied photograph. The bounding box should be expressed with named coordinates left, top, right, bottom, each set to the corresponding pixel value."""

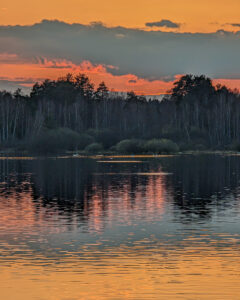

left=0, top=150, right=239, bottom=159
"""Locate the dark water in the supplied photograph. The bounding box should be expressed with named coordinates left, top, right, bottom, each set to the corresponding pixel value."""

left=1, top=154, right=240, bottom=299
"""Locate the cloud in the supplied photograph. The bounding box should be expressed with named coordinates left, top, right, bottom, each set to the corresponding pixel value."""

left=0, top=53, right=19, bottom=63
left=0, top=78, right=32, bottom=93
left=1, top=19, right=240, bottom=88
left=229, top=23, right=240, bottom=27
left=0, top=58, right=177, bottom=95
left=145, top=19, right=180, bottom=28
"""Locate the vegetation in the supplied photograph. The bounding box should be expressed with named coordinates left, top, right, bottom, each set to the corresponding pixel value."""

left=0, top=73, right=240, bottom=154
left=116, top=139, right=144, bottom=154
left=78, top=133, right=95, bottom=150
left=29, top=127, right=80, bottom=154
left=85, top=142, right=103, bottom=154
left=144, top=139, right=179, bottom=154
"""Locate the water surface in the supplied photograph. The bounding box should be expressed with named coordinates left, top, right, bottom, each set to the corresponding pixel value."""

left=1, top=154, right=240, bottom=299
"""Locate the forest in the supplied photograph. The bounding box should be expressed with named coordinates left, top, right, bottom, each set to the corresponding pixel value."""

left=0, top=73, right=240, bottom=154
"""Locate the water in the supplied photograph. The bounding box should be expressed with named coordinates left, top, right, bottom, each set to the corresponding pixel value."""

left=0, top=154, right=240, bottom=299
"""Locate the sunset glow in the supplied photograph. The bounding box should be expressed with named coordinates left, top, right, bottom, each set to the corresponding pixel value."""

left=1, top=0, right=240, bottom=94
left=0, top=58, right=174, bottom=95
left=1, top=0, right=240, bottom=33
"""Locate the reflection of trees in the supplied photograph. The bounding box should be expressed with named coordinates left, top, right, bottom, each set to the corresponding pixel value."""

left=30, top=159, right=167, bottom=231
left=161, top=155, right=240, bottom=222
left=0, top=159, right=166, bottom=231
left=0, top=155, right=240, bottom=228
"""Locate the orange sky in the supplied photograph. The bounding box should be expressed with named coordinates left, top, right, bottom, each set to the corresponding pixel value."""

left=1, top=0, right=240, bottom=33
left=0, top=59, right=175, bottom=95
left=1, top=59, right=239, bottom=95
left=1, top=0, right=240, bottom=94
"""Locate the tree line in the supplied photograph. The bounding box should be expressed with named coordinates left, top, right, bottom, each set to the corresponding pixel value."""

left=0, top=73, right=240, bottom=153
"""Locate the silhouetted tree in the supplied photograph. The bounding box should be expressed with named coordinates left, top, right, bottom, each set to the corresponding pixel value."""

left=0, top=73, right=239, bottom=150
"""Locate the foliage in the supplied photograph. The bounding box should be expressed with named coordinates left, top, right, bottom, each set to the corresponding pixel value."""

left=144, top=139, right=179, bottom=153
left=31, top=73, right=94, bottom=102
left=116, top=139, right=144, bottom=154
left=0, top=73, right=240, bottom=153
left=95, top=82, right=109, bottom=100
left=29, top=128, right=80, bottom=154
left=85, top=143, right=103, bottom=153
left=86, top=129, right=118, bottom=148
left=78, top=134, right=95, bottom=150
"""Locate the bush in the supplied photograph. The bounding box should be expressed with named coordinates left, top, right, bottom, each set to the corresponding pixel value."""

left=144, top=139, right=179, bottom=154
left=86, top=129, right=118, bottom=149
left=116, top=139, right=144, bottom=154
left=109, top=145, right=117, bottom=152
left=58, top=128, right=81, bottom=150
left=78, top=134, right=95, bottom=150
left=29, top=127, right=80, bottom=154
left=85, top=143, right=103, bottom=153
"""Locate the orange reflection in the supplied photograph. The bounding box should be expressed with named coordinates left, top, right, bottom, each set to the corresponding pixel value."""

left=1, top=242, right=240, bottom=300
left=81, top=174, right=166, bottom=232
left=0, top=171, right=167, bottom=233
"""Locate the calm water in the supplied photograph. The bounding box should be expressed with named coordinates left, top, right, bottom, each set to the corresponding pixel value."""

left=1, top=154, right=240, bottom=299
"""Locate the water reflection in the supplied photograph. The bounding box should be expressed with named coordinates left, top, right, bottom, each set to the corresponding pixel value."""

left=0, top=158, right=169, bottom=234
left=164, top=155, right=240, bottom=222
left=0, top=155, right=240, bottom=299
left=1, top=155, right=240, bottom=227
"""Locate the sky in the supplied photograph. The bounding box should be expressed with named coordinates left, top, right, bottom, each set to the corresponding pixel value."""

left=1, top=0, right=240, bottom=94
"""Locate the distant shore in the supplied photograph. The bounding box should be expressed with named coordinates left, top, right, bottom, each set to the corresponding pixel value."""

left=0, top=149, right=239, bottom=159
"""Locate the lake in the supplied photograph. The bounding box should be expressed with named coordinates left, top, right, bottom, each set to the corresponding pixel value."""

left=0, top=154, right=240, bottom=299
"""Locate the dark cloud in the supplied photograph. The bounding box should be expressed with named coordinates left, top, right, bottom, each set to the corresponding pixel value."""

left=145, top=19, right=180, bottom=28
left=0, top=79, right=31, bottom=93
left=229, top=23, right=240, bottom=27
left=1, top=20, right=240, bottom=82
left=128, top=79, right=137, bottom=83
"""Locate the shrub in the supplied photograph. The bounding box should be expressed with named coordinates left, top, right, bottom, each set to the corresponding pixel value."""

left=116, top=139, right=144, bottom=154
left=109, top=145, right=117, bottom=152
left=29, top=127, right=80, bottom=154
left=85, top=142, right=103, bottom=153
left=58, top=128, right=81, bottom=150
left=78, top=134, right=95, bottom=150
left=86, top=129, right=118, bottom=148
left=144, top=139, right=179, bottom=154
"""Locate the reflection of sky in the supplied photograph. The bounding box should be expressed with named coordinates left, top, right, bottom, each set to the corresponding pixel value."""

left=0, top=156, right=240, bottom=262
left=1, top=156, right=240, bottom=299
